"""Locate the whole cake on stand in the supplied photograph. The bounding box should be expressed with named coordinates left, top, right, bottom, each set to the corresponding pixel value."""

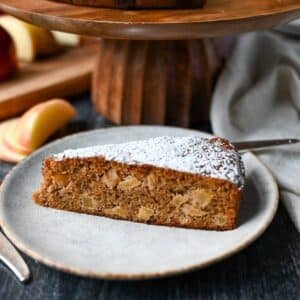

left=1, top=0, right=299, bottom=127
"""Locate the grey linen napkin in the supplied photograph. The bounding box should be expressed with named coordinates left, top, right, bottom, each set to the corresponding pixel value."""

left=211, top=30, right=300, bottom=231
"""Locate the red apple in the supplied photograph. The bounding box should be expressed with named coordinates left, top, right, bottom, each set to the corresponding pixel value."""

left=0, top=25, right=18, bottom=81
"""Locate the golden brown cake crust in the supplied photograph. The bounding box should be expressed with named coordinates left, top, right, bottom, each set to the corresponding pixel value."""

left=53, top=0, right=206, bottom=9
left=33, top=156, right=243, bottom=230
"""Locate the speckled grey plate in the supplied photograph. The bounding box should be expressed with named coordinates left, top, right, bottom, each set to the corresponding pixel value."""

left=0, top=126, right=278, bottom=280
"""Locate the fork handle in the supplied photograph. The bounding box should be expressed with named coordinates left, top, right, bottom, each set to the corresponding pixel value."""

left=0, top=231, right=30, bottom=282
left=233, top=139, right=300, bottom=151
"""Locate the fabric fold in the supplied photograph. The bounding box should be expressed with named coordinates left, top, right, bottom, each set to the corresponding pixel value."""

left=211, top=30, right=300, bottom=232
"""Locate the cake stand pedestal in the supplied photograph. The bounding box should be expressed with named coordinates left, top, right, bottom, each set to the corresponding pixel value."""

left=1, top=0, right=300, bottom=127
left=92, top=38, right=223, bottom=126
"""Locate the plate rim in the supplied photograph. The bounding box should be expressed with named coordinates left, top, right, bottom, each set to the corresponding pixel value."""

left=0, top=126, right=279, bottom=280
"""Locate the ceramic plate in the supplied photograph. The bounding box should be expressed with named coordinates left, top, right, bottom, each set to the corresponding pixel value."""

left=0, top=126, right=278, bottom=279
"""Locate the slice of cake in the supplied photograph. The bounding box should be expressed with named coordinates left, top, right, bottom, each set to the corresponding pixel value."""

left=33, top=136, right=245, bottom=230
left=54, top=0, right=206, bottom=9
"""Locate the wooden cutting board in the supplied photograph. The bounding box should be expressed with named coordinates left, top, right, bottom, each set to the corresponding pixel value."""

left=0, top=42, right=99, bottom=120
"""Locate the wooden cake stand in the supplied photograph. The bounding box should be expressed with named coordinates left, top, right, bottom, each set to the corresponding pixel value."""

left=1, top=0, right=300, bottom=127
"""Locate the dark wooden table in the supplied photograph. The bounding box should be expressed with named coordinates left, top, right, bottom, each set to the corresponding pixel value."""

left=0, top=95, right=299, bottom=300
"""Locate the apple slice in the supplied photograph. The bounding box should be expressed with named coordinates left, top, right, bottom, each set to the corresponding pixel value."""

left=3, top=119, right=32, bottom=155
left=11, top=99, right=77, bottom=151
left=0, top=119, right=26, bottom=163
left=52, top=31, right=81, bottom=47
left=0, top=15, right=60, bottom=62
left=1, top=99, right=76, bottom=163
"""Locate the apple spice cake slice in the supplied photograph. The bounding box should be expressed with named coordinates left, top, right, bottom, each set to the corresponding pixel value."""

left=33, top=136, right=245, bottom=230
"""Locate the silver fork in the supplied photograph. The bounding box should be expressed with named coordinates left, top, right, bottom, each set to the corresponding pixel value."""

left=233, top=138, right=300, bottom=151
left=0, top=181, right=30, bottom=283
left=0, top=231, right=30, bottom=282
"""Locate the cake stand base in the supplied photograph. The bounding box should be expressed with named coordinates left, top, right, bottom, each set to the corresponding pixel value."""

left=92, top=38, right=223, bottom=127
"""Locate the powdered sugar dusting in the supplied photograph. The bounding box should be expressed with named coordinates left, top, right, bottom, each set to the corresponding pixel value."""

left=53, top=136, right=245, bottom=189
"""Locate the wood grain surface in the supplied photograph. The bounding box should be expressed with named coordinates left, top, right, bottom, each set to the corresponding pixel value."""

left=0, top=95, right=299, bottom=300
left=0, top=43, right=98, bottom=120
left=0, top=0, right=300, bottom=39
